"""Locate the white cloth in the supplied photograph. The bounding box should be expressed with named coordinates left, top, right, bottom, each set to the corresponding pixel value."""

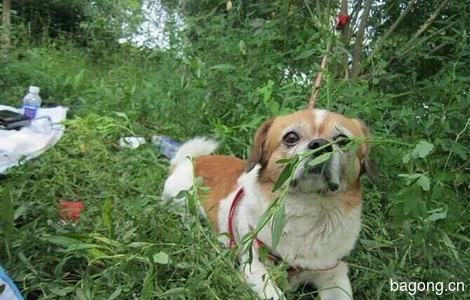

left=0, top=105, right=68, bottom=173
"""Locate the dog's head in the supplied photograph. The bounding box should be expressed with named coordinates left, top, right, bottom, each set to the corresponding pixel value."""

left=245, top=108, right=374, bottom=194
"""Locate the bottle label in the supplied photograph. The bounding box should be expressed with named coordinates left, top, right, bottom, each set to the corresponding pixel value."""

left=23, top=105, right=39, bottom=119
left=151, top=135, right=179, bottom=159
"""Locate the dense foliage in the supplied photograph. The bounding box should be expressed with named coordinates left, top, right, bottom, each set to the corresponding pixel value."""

left=1, top=0, right=469, bottom=299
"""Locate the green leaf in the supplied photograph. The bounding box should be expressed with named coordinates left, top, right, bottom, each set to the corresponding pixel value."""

left=450, top=233, right=470, bottom=244
left=293, top=49, right=316, bottom=60
left=40, top=235, right=83, bottom=247
left=402, top=152, right=411, bottom=164
left=398, top=185, right=421, bottom=215
left=102, top=198, right=113, bottom=236
left=307, top=152, right=332, bottom=167
left=210, top=64, right=237, bottom=70
left=108, top=286, right=122, bottom=300
left=127, top=242, right=154, bottom=248
left=257, top=243, right=269, bottom=262
left=348, top=143, right=359, bottom=183
left=64, top=243, right=103, bottom=253
left=270, top=202, right=286, bottom=251
left=418, top=175, right=431, bottom=191
left=272, top=157, right=298, bottom=192
left=75, top=288, right=88, bottom=300
left=238, top=40, right=247, bottom=55
left=412, top=140, right=435, bottom=159
left=153, top=251, right=170, bottom=264
left=426, top=210, right=447, bottom=222
left=49, top=286, right=72, bottom=296
left=441, top=232, right=459, bottom=260
left=451, top=142, right=467, bottom=160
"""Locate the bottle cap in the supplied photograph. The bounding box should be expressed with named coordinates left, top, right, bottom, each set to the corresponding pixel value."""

left=29, top=86, right=40, bottom=94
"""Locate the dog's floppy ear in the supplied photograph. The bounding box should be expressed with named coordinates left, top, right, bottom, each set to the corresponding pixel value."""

left=355, top=119, right=378, bottom=183
left=245, top=117, right=275, bottom=173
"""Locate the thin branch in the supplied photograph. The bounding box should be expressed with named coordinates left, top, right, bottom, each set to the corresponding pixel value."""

left=402, top=0, right=451, bottom=54
left=308, top=41, right=332, bottom=108
left=400, top=19, right=457, bottom=57
left=364, top=4, right=456, bottom=83
left=351, top=0, right=373, bottom=78
left=303, top=0, right=315, bottom=20
left=366, top=0, right=419, bottom=63
left=427, top=41, right=450, bottom=56
left=444, top=116, right=470, bottom=172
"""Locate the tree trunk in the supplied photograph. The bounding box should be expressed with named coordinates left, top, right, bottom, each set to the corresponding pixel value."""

left=350, top=0, right=372, bottom=78
left=1, top=0, right=11, bottom=57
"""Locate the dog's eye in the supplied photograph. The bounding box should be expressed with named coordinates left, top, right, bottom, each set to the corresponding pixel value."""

left=334, top=134, right=350, bottom=147
left=283, top=132, right=300, bottom=146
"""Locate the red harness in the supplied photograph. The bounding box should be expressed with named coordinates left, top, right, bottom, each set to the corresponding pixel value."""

left=227, top=188, right=339, bottom=274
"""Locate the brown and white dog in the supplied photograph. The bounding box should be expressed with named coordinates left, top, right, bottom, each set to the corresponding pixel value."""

left=163, top=108, right=373, bottom=300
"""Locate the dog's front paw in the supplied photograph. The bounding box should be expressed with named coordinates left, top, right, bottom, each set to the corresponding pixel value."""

left=243, top=262, right=285, bottom=300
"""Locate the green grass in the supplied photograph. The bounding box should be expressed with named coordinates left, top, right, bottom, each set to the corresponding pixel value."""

left=1, top=46, right=469, bottom=299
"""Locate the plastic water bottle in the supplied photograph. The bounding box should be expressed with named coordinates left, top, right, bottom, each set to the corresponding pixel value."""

left=151, top=135, right=179, bottom=159
left=22, top=86, right=42, bottom=119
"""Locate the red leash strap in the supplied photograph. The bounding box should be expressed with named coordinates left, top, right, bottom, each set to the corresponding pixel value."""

left=227, top=187, right=245, bottom=247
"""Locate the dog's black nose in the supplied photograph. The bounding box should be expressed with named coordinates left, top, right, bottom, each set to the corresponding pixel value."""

left=308, top=139, right=332, bottom=154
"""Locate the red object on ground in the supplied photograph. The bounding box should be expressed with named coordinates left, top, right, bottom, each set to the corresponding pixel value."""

left=59, top=200, right=83, bottom=220
left=335, top=13, right=348, bottom=29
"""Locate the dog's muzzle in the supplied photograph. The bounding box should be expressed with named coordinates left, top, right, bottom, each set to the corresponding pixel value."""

left=291, top=139, right=342, bottom=193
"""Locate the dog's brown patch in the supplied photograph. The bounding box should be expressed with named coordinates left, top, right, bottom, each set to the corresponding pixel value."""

left=194, top=155, right=245, bottom=231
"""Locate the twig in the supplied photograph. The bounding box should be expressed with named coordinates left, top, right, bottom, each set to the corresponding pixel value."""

left=366, top=0, right=419, bottom=64
left=427, top=41, right=450, bottom=57
left=304, top=0, right=315, bottom=20
left=308, top=41, right=331, bottom=108
left=403, top=0, right=457, bottom=53
left=411, top=0, right=449, bottom=42
left=364, top=7, right=457, bottom=83
left=444, top=116, right=470, bottom=172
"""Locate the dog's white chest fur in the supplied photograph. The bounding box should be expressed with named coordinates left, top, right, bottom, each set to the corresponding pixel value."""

left=273, top=195, right=361, bottom=269
left=235, top=171, right=361, bottom=270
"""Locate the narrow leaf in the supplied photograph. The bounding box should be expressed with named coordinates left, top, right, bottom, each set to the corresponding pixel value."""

left=101, top=198, right=113, bottom=236
left=270, top=202, right=286, bottom=251
left=307, top=152, right=332, bottom=167
left=210, top=64, right=237, bottom=70
left=40, top=235, right=82, bottom=247
left=451, top=142, right=467, bottom=160
left=293, top=49, right=316, bottom=60
left=272, top=157, right=298, bottom=192
left=108, top=286, right=122, bottom=300
left=426, top=211, right=447, bottom=222
left=441, top=232, right=459, bottom=260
